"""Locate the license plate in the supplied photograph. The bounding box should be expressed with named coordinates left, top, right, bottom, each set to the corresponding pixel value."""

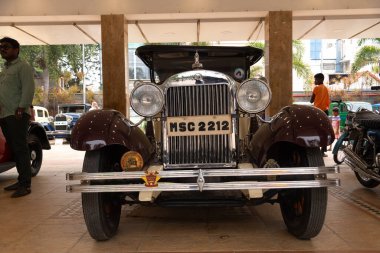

left=167, top=115, right=232, bottom=137
left=54, top=121, right=67, bottom=126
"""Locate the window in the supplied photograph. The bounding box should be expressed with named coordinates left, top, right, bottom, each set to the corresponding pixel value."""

left=310, top=40, right=321, bottom=60
left=128, top=45, right=150, bottom=80
left=37, top=110, right=43, bottom=117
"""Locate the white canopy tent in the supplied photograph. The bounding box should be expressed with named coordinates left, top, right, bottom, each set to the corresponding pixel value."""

left=0, top=0, right=379, bottom=45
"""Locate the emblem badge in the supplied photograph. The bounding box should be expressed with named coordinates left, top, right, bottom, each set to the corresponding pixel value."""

left=142, top=171, right=161, bottom=187
left=120, top=151, right=144, bottom=171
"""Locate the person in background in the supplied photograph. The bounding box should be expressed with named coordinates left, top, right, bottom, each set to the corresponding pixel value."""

left=0, top=37, right=35, bottom=198
left=328, top=107, right=340, bottom=151
left=310, top=73, right=330, bottom=157
left=89, top=101, right=99, bottom=111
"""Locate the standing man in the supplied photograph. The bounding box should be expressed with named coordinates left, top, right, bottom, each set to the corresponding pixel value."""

left=0, top=37, right=35, bottom=198
left=310, top=72, right=330, bottom=157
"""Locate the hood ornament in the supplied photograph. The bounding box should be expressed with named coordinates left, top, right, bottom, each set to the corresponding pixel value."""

left=192, top=50, right=203, bottom=69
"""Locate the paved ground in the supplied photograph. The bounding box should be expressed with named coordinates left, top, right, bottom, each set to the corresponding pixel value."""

left=0, top=141, right=379, bottom=253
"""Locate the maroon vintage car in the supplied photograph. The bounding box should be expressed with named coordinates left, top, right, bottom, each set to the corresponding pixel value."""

left=0, top=121, right=51, bottom=176
left=66, top=45, right=339, bottom=241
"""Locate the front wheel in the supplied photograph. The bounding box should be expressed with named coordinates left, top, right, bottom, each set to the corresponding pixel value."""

left=279, top=148, right=327, bottom=239
left=28, top=134, right=43, bottom=176
left=333, top=140, right=348, bottom=164
left=354, top=172, right=380, bottom=188
left=82, top=148, right=124, bottom=241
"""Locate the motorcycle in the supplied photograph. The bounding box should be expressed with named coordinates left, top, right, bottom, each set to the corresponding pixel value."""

left=333, top=109, right=380, bottom=188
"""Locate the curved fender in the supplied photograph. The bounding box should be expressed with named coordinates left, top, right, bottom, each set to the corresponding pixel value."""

left=332, top=131, right=349, bottom=155
left=0, top=129, right=11, bottom=162
left=249, top=105, right=334, bottom=164
left=28, top=122, right=51, bottom=150
left=70, top=109, right=154, bottom=162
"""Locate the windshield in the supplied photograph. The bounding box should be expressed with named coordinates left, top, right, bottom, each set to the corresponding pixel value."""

left=59, top=104, right=90, bottom=113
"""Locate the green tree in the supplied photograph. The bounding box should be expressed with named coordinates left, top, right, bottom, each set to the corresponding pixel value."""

left=292, top=40, right=312, bottom=82
left=249, top=40, right=312, bottom=86
left=248, top=42, right=265, bottom=77
left=351, top=38, right=380, bottom=74
left=18, top=44, right=100, bottom=107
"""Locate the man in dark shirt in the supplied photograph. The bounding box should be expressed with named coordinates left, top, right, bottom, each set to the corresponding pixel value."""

left=0, top=37, right=35, bottom=198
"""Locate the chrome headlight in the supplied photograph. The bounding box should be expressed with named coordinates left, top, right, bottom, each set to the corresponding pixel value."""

left=236, top=78, right=271, bottom=113
left=66, top=115, right=73, bottom=123
left=130, top=83, right=164, bottom=117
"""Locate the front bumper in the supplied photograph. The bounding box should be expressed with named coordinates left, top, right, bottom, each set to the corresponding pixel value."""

left=52, top=130, right=71, bottom=138
left=66, top=163, right=340, bottom=193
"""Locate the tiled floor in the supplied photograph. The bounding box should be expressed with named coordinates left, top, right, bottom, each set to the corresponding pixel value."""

left=0, top=143, right=379, bottom=253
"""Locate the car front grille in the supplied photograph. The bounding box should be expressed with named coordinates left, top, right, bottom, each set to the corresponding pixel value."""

left=55, top=125, right=67, bottom=131
left=55, top=115, right=66, bottom=121
left=165, top=83, right=233, bottom=167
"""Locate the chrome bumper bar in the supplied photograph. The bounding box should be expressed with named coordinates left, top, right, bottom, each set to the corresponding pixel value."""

left=66, top=164, right=340, bottom=193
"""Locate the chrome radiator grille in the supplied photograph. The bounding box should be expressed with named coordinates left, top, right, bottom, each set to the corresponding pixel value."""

left=166, top=84, right=230, bottom=116
left=165, top=84, right=233, bottom=166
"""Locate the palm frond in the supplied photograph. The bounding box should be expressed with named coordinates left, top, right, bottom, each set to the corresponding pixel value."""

left=351, top=45, right=380, bottom=73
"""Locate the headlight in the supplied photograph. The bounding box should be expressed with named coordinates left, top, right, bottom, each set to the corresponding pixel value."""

left=130, top=83, right=164, bottom=117
left=66, top=115, right=73, bottom=123
left=236, top=78, right=271, bottom=113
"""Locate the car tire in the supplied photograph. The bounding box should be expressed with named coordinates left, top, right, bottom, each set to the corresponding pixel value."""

left=354, top=172, right=379, bottom=188
left=28, top=134, right=43, bottom=177
left=81, top=148, right=122, bottom=241
left=279, top=148, right=327, bottom=239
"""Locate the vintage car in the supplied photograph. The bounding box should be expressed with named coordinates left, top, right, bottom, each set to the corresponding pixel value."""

left=0, top=120, right=51, bottom=176
left=66, top=45, right=339, bottom=241
left=53, top=103, right=90, bottom=140
left=32, top=106, right=55, bottom=140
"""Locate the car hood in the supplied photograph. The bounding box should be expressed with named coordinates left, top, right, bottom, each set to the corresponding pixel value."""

left=56, top=113, right=82, bottom=119
left=135, top=45, right=263, bottom=84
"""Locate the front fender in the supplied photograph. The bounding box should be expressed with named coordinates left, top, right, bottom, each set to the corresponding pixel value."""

left=271, top=105, right=334, bottom=147
left=28, top=122, right=51, bottom=150
left=332, top=131, right=349, bottom=155
left=70, top=109, right=154, bottom=161
left=249, top=105, right=334, bottom=164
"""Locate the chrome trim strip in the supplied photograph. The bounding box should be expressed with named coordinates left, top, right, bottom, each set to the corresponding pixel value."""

left=66, top=179, right=340, bottom=193
left=66, top=165, right=339, bottom=181
left=166, top=162, right=237, bottom=169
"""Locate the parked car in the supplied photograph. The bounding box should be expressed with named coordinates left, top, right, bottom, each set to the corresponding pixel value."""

left=32, top=106, right=55, bottom=140
left=53, top=103, right=91, bottom=141
left=66, top=45, right=339, bottom=241
left=0, top=120, right=51, bottom=176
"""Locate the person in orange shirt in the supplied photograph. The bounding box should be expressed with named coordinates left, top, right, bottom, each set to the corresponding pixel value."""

left=310, top=73, right=330, bottom=157
left=310, top=73, right=330, bottom=114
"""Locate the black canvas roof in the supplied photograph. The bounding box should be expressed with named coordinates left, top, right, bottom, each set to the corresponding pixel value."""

left=135, top=45, right=263, bottom=84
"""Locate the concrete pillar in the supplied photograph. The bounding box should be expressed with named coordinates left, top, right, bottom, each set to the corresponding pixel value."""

left=101, top=14, right=129, bottom=117
left=265, top=11, right=292, bottom=116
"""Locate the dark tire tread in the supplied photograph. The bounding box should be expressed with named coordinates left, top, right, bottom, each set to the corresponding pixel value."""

left=82, top=149, right=122, bottom=241
left=280, top=148, right=328, bottom=239
left=28, top=134, right=43, bottom=177
left=354, top=172, right=380, bottom=188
